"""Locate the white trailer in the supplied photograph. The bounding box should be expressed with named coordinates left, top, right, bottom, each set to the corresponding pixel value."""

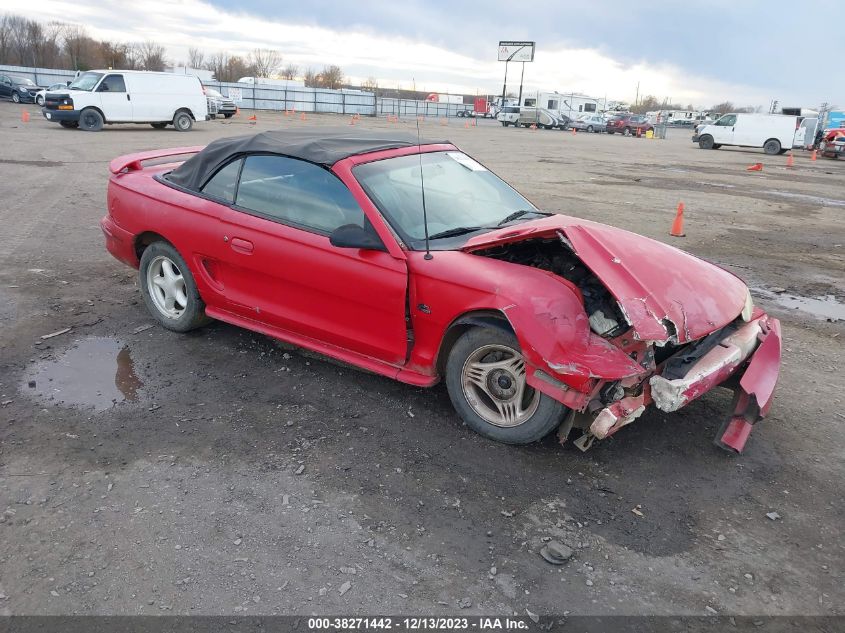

left=521, top=91, right=601, bottom=120
left=693, top=113, right=800, bottom=154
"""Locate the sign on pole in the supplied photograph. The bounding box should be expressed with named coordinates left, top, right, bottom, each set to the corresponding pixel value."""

left=228, top=87, right=243, bottom=103
left=498, top=41, right=535, bottom=63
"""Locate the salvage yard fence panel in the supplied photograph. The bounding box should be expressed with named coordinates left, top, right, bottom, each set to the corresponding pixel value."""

left=1, top=64, right=474, bottom=119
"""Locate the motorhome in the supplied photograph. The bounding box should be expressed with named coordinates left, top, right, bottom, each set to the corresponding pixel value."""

left=521, top=91, right=602, bottom=121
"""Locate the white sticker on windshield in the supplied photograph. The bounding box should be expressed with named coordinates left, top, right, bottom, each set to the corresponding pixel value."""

left=446, top=152, right=487, bottom=172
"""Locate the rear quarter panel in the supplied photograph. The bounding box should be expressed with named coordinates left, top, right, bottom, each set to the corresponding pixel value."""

left=108, top=167, right=223, bottom=304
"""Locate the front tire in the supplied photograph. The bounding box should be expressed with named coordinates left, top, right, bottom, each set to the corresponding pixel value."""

left=139, top=242, right=210, bottom=332
left=12, top=92, right=20, bottom=103
left=586, top=125, right=594, bottom=133
left=36, top=95, right=44, bottom=106
left=623, top=126, right=632, bottom=136
left=172, top=110, right=193, bottom=132
left=698, top=134, right=715, bottom=150
left=79, top=108, right=104, bottom=131
left=445, top=327, right=567, bottom=444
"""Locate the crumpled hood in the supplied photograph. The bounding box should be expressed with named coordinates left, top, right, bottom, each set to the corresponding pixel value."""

left=463, top=215, right=748, bottom=344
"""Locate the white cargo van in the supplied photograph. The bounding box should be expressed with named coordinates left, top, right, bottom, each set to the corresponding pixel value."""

left=692, top=113, right=799, bottom=155
left=41, top=70, right=208, bottom=132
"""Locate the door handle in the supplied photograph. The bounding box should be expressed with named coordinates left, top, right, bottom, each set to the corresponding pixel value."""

left=230, top=237, right=254, bottom=254
left=127, top=94, right=131, bottom=101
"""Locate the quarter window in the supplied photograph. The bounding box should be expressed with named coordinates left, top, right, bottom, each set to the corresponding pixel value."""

left=235, top=155, right=365, bottom=234
left=584, top=103, right=596, bottom=112
left=201, top=158, right=242, bottom=204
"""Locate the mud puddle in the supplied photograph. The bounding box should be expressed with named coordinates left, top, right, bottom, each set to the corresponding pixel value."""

left=23, top=336, right=143, bottom=411
left=756, top=289, right=845, bottom=322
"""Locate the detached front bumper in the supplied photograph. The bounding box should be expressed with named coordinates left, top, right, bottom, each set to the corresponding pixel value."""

left=584, top=311, right=782, bottom=453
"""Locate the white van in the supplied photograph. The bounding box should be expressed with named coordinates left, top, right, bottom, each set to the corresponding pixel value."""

left=692, top=113, right=800, bottom=155
left=41, top=70, right=208, bottom=132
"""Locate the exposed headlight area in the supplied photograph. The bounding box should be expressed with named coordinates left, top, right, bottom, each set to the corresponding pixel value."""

left=741, top=288, right=754, bottom=322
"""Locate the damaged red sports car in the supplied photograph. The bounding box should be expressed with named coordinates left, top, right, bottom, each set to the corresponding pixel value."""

left=101, top=130, right=781, bottom=452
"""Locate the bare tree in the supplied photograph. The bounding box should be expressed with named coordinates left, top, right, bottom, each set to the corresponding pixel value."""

left=62, top=23, right=93, bottom=70
left=137, top=41, right=166, bottom=71
left=710, top=101, right=735, bottom=114
left=205, top=51, right=255, bottom=82
left=361, top=76, right=379, bottom=92
left=280, top=63, right=298, bottom=80
left=188, top=46, right=205, bottom=69
left=318, top=64, right=344, bottom=89
left=302, top=66, right=318, bottom=87
left=250, top=48, right=281, bottom=78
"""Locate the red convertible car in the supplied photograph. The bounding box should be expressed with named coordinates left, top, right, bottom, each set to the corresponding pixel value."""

left=102, top=130, right=781, bottom=452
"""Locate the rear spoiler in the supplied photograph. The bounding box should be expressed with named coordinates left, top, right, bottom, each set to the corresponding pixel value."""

left=109, top=146, right=205, bottom=174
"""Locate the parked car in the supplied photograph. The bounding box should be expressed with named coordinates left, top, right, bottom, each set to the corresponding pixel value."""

left=0, top=74, right=41, bottom=103
left=101, top=130, right=781, bottom=453
left=693, top=113, right=799, bottom=155
left=571, top=114, right=606, bottom=133
left=819, top=128, right=845, bottom=159
left=42, top=70, right=208, bottom=132
left=605, top=114, right=653, bottom=136
left=204, top=87, right=237, bottom=118
left=35, top=82, right=70, bottom=107
left=517, top=107, right=569, bottom=130
left=496, top=105, right=520, bottom=127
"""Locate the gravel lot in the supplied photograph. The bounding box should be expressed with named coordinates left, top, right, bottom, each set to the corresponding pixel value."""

left=0, top=102, right=843, bottom=617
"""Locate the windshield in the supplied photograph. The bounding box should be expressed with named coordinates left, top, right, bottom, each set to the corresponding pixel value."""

left=354, top=151, right=541, bottom=250
left=68, top=72, right=103, bottom=91
left=13, top=76, right=36, bottom=86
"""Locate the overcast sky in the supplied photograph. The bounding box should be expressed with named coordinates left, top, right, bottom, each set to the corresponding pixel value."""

left=5, top=0, right=840, bottom=108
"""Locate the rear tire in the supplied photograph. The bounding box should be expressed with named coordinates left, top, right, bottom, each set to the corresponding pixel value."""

left=79, top=108, right=104, bottom=132
left=139, top=241, right=210, bottom=333
left=445, top=327, right=567, bottom=445
left=698, top=134, right=715, bottom=150
left=763, top=139, right=781, bottom=155
left=586, top=125, right=594, bottom=133
left=172, top=110, right=193, bottom=132
left=623, top=126, right=632, bottom=136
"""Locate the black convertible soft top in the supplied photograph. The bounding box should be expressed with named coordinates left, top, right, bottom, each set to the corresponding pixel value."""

left=166, top=128, right=449, bottom=191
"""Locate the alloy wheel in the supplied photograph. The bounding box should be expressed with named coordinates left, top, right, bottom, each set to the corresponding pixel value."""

left=146, top=255, right=188, bottom=319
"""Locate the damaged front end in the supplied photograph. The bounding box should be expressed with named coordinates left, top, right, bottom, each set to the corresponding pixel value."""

left=468, top=221, right=782, bottom=453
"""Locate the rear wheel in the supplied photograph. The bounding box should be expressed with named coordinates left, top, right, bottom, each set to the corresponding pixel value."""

left=586, top=125, right=594, bottom=133
left=763, top=139, right=781, bottom=155
left=698, top=134, right=715, bottom=150
left=139, top=242, right=210, bottom=332
left=79, top=108, right=104, bottom=132
left=623, top=126, right=632, bottom=136
left=445, top=327, right=567, bottom=444
left=150, top=122, right=168, bottom=129
left=172, top=110, right=193, bottom=132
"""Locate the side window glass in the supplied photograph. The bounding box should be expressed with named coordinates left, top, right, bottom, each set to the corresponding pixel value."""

left=98, top=74, right=126, bottom=92
left=716, top=115, right=736, bottom=126
left=235, top=155, right=365, bottom=234
left=201, top=158, right=242, bottom=204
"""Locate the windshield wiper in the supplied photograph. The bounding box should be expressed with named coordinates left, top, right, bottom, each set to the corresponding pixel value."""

left=427, top=226, right=484, bottom=240
left=496, top=209, right=550, bottom=226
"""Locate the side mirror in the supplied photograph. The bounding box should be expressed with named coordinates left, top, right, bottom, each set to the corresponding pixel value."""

left=329, top=224, right=387, bottom=252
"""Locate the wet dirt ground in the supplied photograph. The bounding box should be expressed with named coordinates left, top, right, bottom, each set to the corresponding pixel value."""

left=0, top=102, right=843, bottom=617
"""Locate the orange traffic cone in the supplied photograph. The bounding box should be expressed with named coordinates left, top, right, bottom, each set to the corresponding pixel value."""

left=439, top=117, right=447, bottom=126
left=786, top=152, right=794, bottom=168
left=746, top=162, right=763, bottom=171
left=349, top=116, right=355, bottom=125
left=464, top=120, right=470, bottom=129
left=670, top=202, right=686, bottom=237
left=571, top=126, right=576, bottom=135
left=21, top=110, right=30, bottom=123
left=811, top=149, right=817, bottom=161
left=248, top=114, right=257, bottom=124
left=300, top=113, right=306, bottom=121
left=472, top=117, right=477, bottom=127
left=530, top=123, right=537, bottom=131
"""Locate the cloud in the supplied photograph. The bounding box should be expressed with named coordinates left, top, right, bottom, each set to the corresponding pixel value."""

left=8, top=0, right=783, bottom=107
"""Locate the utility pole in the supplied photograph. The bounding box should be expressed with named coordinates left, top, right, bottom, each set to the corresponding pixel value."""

left=634, top=81, right=640, bottom=109
left=517, top=62, right=525, bottom=106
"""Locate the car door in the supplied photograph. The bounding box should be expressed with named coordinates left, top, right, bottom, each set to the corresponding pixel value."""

left=95, top=73, right=133, bottom=122
left=710, top=114, right=737, bottom=144
left=204, top=154, right=410, bottom=365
